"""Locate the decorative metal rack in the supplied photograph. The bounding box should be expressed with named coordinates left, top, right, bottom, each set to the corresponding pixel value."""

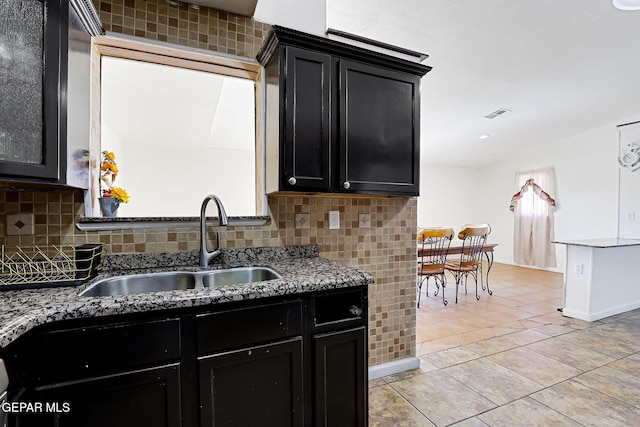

left=0, top=244, right=104, bottom=289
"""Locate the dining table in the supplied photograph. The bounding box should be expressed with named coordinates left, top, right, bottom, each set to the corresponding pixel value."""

left=417, top=243, right=498, bottom=295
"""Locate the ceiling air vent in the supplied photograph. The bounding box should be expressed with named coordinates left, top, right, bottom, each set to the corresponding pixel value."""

left=484, top=108, right=511, bottom=119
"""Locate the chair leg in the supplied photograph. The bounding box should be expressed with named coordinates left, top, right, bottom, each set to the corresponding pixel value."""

left=473, top=270, right=480, bottom=301
left=439, top=273, right=448, bottom=306
left=454, top=273, right=461, bottom=304
left=417, top=276, right=430, bottom=308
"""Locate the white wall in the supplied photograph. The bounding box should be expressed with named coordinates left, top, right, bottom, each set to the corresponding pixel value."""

left=618, top=120, right=640, bottom=238
left=254, top=0, right=326, bottom=36
left=417, top=165, right=479, bottom=231
left=420, top=113, right=640, bottom=272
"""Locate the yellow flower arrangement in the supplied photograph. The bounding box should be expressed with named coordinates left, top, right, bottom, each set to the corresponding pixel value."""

left=100, top=151, right=130, bottom=204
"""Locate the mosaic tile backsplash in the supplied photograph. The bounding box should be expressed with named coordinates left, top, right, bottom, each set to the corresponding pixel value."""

left=0, top=0, right=418, bottom=367
left=95, top=0, right=269, bottom=58
left=0, top=191, right=417, bottom=366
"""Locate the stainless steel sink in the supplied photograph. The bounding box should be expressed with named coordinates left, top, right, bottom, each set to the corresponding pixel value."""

left=79, top=271, right=197, bottom=297
left=201, top=267, right=281, bottom=287
left=79, top=267, right=281, bottom=297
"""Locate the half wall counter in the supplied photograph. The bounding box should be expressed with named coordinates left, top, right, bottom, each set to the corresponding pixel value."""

left=554, top=238, right=640, bottom=321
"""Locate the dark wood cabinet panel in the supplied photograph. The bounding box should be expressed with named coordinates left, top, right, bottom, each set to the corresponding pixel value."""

left=29, top=318, right=181, bottom=385
left=0, top=0, right=62, bottom=180
left=314, top=327, right=367, bottom=427
left=338, top=60, right=421, bottom=195
left=196, top=299, right=302, bottom=354
left=12, top=364, right=182, bottom=427
left=0, top=0, right=102, bottom=186
left=3, top=287, right=368, bottom=427
left=198, top=338, right=304, bottom=427
left=282, top=46, right=332, bottom=192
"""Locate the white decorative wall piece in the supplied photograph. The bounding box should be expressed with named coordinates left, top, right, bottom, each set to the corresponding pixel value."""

left=618, top=142, right=640, bottom=171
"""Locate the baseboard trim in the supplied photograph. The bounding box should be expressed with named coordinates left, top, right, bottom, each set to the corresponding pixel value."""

left=368, top=357, right=420, bottom=380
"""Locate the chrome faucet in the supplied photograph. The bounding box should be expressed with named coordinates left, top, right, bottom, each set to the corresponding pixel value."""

left=199, top=194, right=229, bottom=267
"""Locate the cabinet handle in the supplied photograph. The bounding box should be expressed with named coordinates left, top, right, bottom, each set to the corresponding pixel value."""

left=349, top=305, right=362, bottom=316
left=343, top=181, right=351, bottom=190
left=288, top=177, right=297, bottom=185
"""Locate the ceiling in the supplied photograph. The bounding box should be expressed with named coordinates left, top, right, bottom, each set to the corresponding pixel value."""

left=326, top=0, right=640, bottom=168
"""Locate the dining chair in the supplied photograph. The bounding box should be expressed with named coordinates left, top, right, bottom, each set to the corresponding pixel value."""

left=417, top=228, right=454, bottom=307
left=444, top=224, right=490, bottom=303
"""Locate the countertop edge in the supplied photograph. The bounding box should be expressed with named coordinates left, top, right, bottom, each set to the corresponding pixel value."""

left=0, top=256, right=373, bottom=350
left=552, top=238, right=640, bottom=248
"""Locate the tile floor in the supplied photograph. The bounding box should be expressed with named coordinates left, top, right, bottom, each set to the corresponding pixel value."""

left=369, top=263, right=640, bottom=426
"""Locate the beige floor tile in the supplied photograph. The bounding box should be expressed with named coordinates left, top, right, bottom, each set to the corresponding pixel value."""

left=390, top=371, right=496, bottom=427
left=417, top=325, right=457, bottom=342
left=443, top=358, right=543, bottom=406
left=590, top=322, right=640, bottom=344
left=463, top=334, right=520, bottom=356
left=377, top=263, right=640, bottom=427
left=477, top=397, right=581, bottom=427
left=460, top=327, right=496, bottom=345
left=502, top=329, right=548, bottom=346
left=530, top=323, right=576, bottom=336
left=488, top=347, right=582, bottom=387
left=531, top=380, right=640, bottom=427
left=369, top=378, right=387, bottom=388
left=524, top=337, right=615, bottom=372
left=369, top=384, right=435, bottom=427
left=558, top=328, right=640, bottom=359
left=421, top=347, right=481, bottom=369
left=419, top=335, right=461, bottom=355
left=450, top=417, right=489, bottom=427
left=439, top=318, right=489, bottom=334
left=491, top=327, right=524, bottom=337
left=384, top=359, right=439, bottom=384
left=573, top=365, right=640, bottom=409
left=608, top=352, right=640, bottom=377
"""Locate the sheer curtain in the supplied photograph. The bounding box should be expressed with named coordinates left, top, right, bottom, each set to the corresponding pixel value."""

left=510, top=167, right=557, bottom=268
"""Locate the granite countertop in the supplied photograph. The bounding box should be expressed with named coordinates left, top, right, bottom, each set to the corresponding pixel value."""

left=0, top=245, right=373, bottom=349
left=552, top=238, right=640, bottom=248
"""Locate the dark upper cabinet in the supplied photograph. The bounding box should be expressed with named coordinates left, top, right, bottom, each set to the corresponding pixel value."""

left=281, top=46, right=332, bottom=192
left=0, top=0, right=103, bottom=187
left=259, top=26, right=430, bottom=196
left=339, top=60, right=421, bottom=195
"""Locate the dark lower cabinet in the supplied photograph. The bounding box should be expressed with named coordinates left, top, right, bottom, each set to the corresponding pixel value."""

left=314, top=327, right=367, bottom=427
left=13, top=364, right=182, bottom=427
left=198, top=338, right=303, bottom=426
left=2, top=287, right=368, bottom=427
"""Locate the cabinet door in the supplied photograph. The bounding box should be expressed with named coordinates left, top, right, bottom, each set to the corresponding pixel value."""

left=314, top=327, right=367, bottom=427
left=338, top=60, right=421, bottom=195
left=11, top=364, right=182, bottom=427
left=0, top=0, right=62, bottom=180
left=199, top=337, right=304, bottom=427
left=282, top=46, right=332, bottom=192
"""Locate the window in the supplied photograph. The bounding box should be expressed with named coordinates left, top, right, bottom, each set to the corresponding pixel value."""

left=510, top=168, right=557, bottom=268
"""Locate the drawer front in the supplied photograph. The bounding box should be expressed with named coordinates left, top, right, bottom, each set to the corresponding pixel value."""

left=24, top=318, right=181, bottom=385
left=314, top=287, right=366, bottom=328
left=196, top=300, right=303, bottom=354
